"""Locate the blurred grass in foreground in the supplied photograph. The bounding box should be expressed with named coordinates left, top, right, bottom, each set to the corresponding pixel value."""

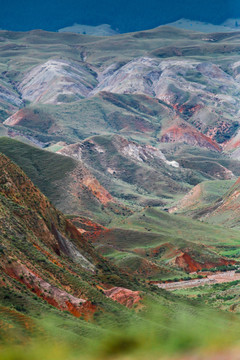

left=1, top=302, right=240, bottom=360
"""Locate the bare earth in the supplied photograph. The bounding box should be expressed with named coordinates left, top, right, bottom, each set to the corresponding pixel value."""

left=157, top=271, right=240, bottom=291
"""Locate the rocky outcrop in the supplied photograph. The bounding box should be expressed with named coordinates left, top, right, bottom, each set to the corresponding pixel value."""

left=3, top=262, right=96, bottom=318
left=52, top=224, right=95, bottom=271
left=104, top=287, right=142, bottom=308
left=56, top=135, right=191, bottom=208
left=106, top=135, right=178, bottom=167
left=134, top=241, right=234, bottom=273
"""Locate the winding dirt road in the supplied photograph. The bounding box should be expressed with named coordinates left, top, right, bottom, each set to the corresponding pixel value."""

left=157, top=271, right=240, bottom=291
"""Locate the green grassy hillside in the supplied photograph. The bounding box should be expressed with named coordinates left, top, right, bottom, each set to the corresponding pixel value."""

left=83, top=206, right=240, bottom=279
left=3, top=151, right=240, bottom=360
left=2, top=137, right=240, bottom=279
left=0, top=137, right=128, bottom=224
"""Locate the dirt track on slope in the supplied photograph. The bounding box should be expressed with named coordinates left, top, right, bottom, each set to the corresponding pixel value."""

left=157, top=271, right=240, bottom=291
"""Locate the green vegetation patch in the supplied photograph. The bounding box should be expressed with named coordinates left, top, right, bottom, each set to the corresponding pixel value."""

left=0, top=136, right=77, bottom=201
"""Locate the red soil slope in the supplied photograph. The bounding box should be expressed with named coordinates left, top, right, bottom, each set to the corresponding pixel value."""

left=104, top=287, right=142, bottom=308
left=161, top=123, right=221, bottom=152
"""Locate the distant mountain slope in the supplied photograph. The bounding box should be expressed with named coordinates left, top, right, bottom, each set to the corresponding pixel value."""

left=169, top=179, right=235, bottom=214
left=17, top=59, right=98, bottom=104
left=191, top=177, right=240, bottom=229
left=167, top=18, right=240, bottom=33
left=57, top=134, right=191, bottom=207
left=1, top=137, right=238, bottom=279
left=57, top=134, right=239, bottom=208
left=169, top=172, right=240, bottom=230
left=0, top=79, right=23, bottom=121
left=1, top=27, right=240, bottom=228
left=1, top=27, right=240, bottom=155
left=58, top=23, right=119, bottom=36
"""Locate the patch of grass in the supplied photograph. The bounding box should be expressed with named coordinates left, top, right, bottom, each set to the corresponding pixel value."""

left=1, top=301, right=240, bottom=360
left=0, top=137, right=76, bottom=201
